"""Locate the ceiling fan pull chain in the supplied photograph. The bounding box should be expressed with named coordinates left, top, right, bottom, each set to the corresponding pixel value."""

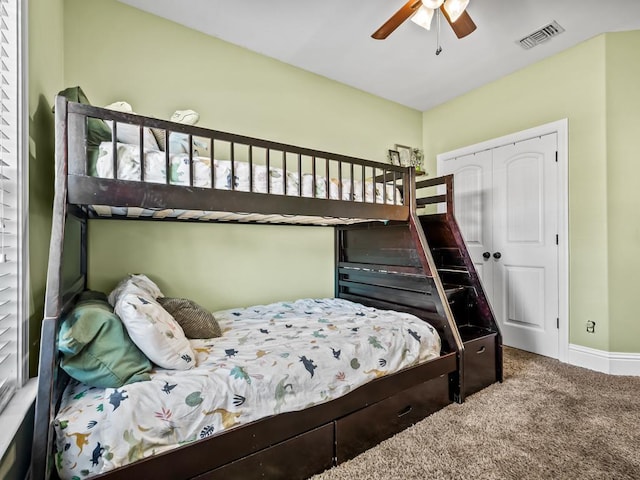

left=435, top=9, right=443, bottom=55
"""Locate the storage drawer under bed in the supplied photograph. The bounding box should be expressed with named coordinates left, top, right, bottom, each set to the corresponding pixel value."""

left=335, top=373, right=451, bottom=463
left=463, top=333, right=498, bottom=397
left=193, top=423, right=334, bottom=480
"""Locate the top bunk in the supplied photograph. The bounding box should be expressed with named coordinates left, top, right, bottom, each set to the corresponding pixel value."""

left=54, top=95, right=417, bottom=226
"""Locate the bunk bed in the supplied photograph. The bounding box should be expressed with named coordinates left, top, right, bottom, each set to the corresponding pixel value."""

left=31, top=94, right=502, bottom=480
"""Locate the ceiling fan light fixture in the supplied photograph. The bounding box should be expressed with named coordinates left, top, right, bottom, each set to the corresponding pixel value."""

left=443, top=0, right=469, bottom=23
left=411, top=5, right=435, bottom=30
left=421, top=0, right=445, bottom=9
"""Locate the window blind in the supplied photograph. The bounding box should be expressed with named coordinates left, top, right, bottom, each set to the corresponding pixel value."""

left=0, top=0, right=26, bottom=415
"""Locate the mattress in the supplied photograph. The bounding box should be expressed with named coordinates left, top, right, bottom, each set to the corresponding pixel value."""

left=54, top=298, right=440, bottom=479
left=95, top=141, right=402, bottom=204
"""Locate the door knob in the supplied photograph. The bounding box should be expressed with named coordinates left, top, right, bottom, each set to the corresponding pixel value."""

left=493, top=252, right=502, bottom=259
left=482, top=251, right=490, bottom=259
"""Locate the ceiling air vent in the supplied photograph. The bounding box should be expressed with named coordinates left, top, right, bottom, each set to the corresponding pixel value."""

left=518, top=21, right=565, bottom=49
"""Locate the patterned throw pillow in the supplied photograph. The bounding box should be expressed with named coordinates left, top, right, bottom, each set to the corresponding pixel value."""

left=108, top=273, right=163, bottom=306
left=158, top=297, right=222, bottom=339
left=115, top=287, right=195, bottom=370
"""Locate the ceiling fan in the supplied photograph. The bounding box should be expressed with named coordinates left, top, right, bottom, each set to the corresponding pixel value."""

left=372, top=0, right=477, bottom=40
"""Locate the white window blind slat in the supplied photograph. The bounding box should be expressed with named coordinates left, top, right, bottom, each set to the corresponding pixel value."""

left=0, top=0, right=25, bottom=415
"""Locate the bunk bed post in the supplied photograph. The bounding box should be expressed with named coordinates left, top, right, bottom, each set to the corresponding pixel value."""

left=32, top=95, right=70, bottom=480
left=32, top=96, right=90, bottom=480
left=404, top=168, right=415, bottom=209
left=44, top=96, right=70, bottom=318
left=334, top=228, right=341, bottom=298
left=444, top=174, right=454, bottom=216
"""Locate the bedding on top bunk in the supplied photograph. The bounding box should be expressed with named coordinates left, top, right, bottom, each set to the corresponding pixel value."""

left=94, top=141, right=402, bottom=204
left=54, top=296, right=441, bottom=479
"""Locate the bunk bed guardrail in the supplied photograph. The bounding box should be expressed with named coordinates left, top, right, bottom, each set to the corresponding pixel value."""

left=62, top=98, right=414, bottom=223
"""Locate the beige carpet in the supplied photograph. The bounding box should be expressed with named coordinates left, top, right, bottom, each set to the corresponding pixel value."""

left=312, top=347, right=640, bottom=480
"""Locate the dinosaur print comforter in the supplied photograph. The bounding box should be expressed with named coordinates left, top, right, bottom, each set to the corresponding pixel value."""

left=54, top=298, right=441, bottom=479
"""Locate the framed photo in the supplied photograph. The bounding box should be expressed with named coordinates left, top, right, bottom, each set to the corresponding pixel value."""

left=395, top=144, right=411, bottom=167
left=388, top=149, right=400, bottom=166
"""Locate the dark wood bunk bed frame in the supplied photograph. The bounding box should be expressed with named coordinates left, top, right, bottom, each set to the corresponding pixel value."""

left=31, top=96, right=502, bottom=480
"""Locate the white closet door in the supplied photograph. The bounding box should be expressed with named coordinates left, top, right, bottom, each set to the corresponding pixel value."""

left=492, top=134, right=559, bottom=358
left=440, top=151, right=494, bottom=300
left=438, top=133, right=560, bottom=358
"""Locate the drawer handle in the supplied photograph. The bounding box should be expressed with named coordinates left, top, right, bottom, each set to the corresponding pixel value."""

left=398, top=405, right=412, bottom=417
left=477, top=346, right=486, bottom=354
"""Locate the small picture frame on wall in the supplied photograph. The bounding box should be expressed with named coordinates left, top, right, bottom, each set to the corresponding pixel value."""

left=395, top=144, right=411, bottom=167
left=388, top=149, right=401, bottom=166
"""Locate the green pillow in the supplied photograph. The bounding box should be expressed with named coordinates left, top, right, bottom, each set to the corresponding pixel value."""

left=56, top=86, right=112, bottom=176
left=59, top=292, right=152, bottom=388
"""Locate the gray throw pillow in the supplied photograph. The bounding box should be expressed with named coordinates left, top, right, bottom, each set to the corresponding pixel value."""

left=158, top=297, right=222, bottom=339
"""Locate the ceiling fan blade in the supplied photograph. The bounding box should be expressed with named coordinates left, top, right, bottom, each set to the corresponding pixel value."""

left=372, top=0, right=423, bottom=40
left=440, top=6, right=477, bottom=38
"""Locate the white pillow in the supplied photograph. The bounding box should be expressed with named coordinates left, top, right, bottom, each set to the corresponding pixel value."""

left=115, top=287, right=195, bottom=370
left=151, top=109, right=205, bottom=156
left=108, top=274, right=163, bottom=306
left=117, top=124, right=159, bottom=150
left=170, top=109, right=199, bottom=125
left=104, top=102, right=159, bottom=151
left=104, top=101, right=133, bottom=113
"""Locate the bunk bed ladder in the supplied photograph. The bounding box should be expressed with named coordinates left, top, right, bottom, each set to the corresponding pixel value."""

left=416, top=174, right=503, bottom=397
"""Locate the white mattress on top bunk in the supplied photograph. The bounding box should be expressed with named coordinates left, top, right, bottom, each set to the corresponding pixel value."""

left=95, top=141, right=402, bottom=203
left=54, top=297, right=441, bottom=480
left=89, top=206, right=379, bottom=225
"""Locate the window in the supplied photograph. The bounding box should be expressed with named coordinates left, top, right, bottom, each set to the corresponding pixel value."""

left=0, top=0, right=27, bottom=415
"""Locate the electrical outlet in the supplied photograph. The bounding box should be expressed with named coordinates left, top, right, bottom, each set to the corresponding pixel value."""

left=586, top=320, right=596, bottom=333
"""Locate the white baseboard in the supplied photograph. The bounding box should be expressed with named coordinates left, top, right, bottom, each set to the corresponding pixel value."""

left=568, top=344, right=640, bottom=376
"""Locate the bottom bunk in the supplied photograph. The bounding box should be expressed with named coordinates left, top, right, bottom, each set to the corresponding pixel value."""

left=53, top=291, right=447, bottom=479
left=34, top=263, right=459, bottom=480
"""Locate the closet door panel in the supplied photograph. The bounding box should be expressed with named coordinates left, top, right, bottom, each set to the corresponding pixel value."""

left=439, top=151, right=493, bottom=299
left=492, top=134, right=559, bottom=358
left=505, top=156, right=543, bottom=244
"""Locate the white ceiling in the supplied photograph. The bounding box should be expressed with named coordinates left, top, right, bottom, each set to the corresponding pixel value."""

left=118, top=0, right=640, bottom=111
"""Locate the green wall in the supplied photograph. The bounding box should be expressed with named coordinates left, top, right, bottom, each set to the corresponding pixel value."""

left=63, top=0, right=422, bottom=307
left=29, top=0, right=64, bottom=369
left=605, top=31, right=640, bottom=352
left=63, top=0, right=422, bottom=160
left=423, top=32, right=640, bottom=354
left=88, top=221, right=335, bottom=312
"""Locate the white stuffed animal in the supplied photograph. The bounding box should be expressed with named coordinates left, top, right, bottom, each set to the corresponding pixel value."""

left=104, top=101, right=133, bottom=113
left=170, top=109, right=200, bottom=126
left=168, top=109, right=205, bottom=155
